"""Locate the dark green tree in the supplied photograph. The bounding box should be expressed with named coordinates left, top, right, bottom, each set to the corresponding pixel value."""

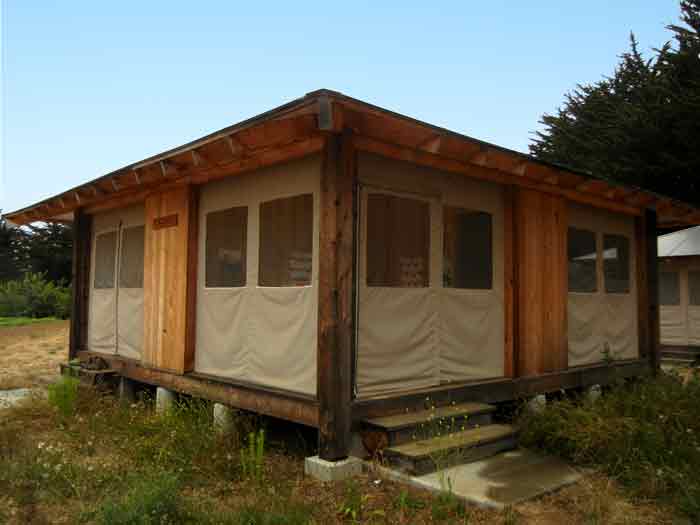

left=24, top=222, right=73, bottom=284
left=530, top=1, right=700, bottom=204
left=0, top=217, right=26, bottom=281
left=0, top=216, right=73, bottom=284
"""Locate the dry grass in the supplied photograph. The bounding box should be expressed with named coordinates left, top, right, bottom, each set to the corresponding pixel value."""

left=0, top=321, right=685, bottom=524
left=0, top=319, right=67, bottom=389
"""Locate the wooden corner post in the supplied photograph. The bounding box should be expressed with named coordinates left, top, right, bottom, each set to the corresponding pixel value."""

left=643, top=209, right=660, bottom=372
left=317, top=130, right=355, bottom=461
left=69, top=208, right=92, bottom=360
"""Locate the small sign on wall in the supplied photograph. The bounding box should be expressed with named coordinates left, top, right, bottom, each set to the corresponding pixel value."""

left=153, top=213, right=178, bottom=230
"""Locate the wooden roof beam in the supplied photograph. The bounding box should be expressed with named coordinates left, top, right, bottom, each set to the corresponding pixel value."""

left=575, top=179, right=609, bottom=194
left=417, top=134, right=443, bottom=154
left=625, top=192, right=657, bottom=208
left=469, top=147, right=489, bottom=167
left=557, top=173, right=586, bottom=189
left=510, top=161, right=529, bottom=177
left=225, top=135, right=244, bottom=157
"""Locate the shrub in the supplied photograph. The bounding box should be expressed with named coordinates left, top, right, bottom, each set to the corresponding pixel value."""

left=0, top=272, right=71, bottom=318
left=518, top=372, right=700, bottom=520
left=48, top=376, right=80, bottom=419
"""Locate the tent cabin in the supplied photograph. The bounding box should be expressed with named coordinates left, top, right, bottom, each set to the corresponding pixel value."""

left=5, top=89, right=700, bottom=462
left=658, top=226, right=700, bottom=363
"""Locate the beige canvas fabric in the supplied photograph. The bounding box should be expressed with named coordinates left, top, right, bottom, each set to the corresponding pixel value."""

left=661, top=304, right=686, bottom=345
left=567, top=203, right=638, bottom=366
left=659, top=263, right=700, bottom=346
left=88, top=205, right=145, bottom=359
left=195, top=155, right=320, bottom=396
left=356, top=153, right=505, bottom=398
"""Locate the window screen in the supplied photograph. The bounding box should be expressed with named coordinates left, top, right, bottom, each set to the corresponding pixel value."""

left=119, top=226, right=145, bottom=288
left=259, top=194, right=313, bottom=287
left=443, top=207, right=492, bottom=289
left=689, top=271, right=700, bottom=306
left=366, top=193, right=430, bottom=288
left=94, top=231, right=117, bottom=289
left=604, top=234, right=631, bottom=293
left=205, top=207, right=247, bottom=288
left=568, top=228, right=597, bottom=293
left=660, top=271, right=681, bottom=306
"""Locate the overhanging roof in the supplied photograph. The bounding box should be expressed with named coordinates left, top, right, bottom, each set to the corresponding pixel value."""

left=5, top=89, right=700, bottom=227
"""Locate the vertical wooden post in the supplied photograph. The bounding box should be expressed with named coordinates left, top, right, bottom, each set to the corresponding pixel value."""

left=69, top=208, right=92, bottom=359
left=317, top=130, right=355, bottom=461
left=644, top=209, right=660, bottom=373
left=635, top=213, right=650, bottom=361
left=503, top=186, right=517, bottom=378
left=184, top=185, right=199, bottom=373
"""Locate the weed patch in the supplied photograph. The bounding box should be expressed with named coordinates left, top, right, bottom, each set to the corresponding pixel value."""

left=47, top=375, right=80, bottom=419
left=240, top=429, right=266, bottom=484
left=518, top=372, right=700, bottom=520
left=91, top=471, right=187, bottom=525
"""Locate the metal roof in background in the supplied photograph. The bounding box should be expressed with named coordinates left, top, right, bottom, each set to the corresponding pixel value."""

left=658, top=226, right=700, bottom=257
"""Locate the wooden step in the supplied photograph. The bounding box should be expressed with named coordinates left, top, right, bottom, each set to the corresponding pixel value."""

left=662, top=353, right=699, bottom=362
left=384, top=423, right=517, bottom=476
left=363, top=402, right=495, bottom=446
left=662, top=357, right=697, bottom=366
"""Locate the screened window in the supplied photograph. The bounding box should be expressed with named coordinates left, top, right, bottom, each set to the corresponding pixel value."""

left=205, top=207, right=247, bottom=288
left=259, top=194, right=313, bottom=287
left=443, top=207, right=492, bottom=289
left=94, top=231, right=117, bottom=289
left=660, top=271, right=681, bottom=306
left=568, top=228, right=597, bottom=293
left=604, top=234, right=631, bottom=293
left=366, top=193, right=430, bottom=288
left=689, top=271, right=700, bottom=306
left=119, top=226, right=145, bottom=288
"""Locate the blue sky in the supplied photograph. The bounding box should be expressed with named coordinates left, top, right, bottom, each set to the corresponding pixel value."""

left=1, top=1, right=681, bottom=213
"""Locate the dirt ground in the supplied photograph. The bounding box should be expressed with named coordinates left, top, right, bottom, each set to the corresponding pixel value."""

left=0, top=321, right=681, bottom=524
left=0, top=320, right=68, bottom=390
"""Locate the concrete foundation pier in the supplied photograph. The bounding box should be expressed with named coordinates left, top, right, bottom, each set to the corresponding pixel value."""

left=156, top=387, right=176, bottom=414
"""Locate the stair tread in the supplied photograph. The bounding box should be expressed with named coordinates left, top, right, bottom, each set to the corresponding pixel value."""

left=363, top=402, right=495, bottom=431
left=386, top=424, right=516, bottom=459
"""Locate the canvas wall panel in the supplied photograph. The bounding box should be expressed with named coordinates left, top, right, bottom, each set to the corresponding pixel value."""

left=88, top=204, right=145, bottom=358
left=660, top=305, right=687, bottom=345
left=196, top=155, right=320, bottom=396
left=687, top=306, right=700, bottom=346
left=355, top=153, right=505, bottom=398
left=567, top=203, right=638, bottom=366
left=89, top=291, right=116, bottom=354
left=116, top=288, right=143, bottom=360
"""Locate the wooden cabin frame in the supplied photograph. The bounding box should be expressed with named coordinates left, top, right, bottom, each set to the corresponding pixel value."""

left=7, top=89, right=699, bottom=461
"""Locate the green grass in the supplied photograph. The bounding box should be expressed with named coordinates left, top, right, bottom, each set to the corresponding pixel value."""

left=518, top=370, right=700, bottom=521
left=0, top=316, right=59, bottom=327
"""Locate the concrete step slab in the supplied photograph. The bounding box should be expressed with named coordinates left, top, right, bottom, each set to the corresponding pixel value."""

left=372, top=449, right=585, bottom=509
